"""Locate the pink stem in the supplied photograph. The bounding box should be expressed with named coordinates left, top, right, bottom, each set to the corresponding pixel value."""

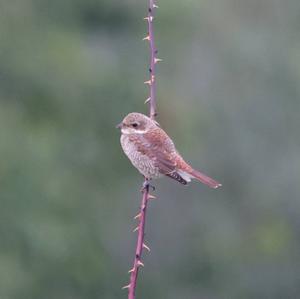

left=148, top=0, right=157, bottom=120
left=128, top=183, right=150, bottom=299
left=127, top=1, right=158, bottom=298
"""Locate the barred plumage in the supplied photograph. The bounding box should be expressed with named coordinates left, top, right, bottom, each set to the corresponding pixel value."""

left=118, top=112, right=221, bottom=189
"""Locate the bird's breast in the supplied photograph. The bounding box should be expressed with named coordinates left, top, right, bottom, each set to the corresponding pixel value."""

left=120, top=134, right=160, bottom=178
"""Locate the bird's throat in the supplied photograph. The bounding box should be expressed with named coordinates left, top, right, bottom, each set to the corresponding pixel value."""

left=121, top=128, right=147, bottom=135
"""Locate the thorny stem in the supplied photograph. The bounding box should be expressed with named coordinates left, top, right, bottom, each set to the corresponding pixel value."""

left=128, top=182, right=150, bottom=299
left=126, top=1, right=159, bottom=298
left=147, top=0, right=158, bottom=120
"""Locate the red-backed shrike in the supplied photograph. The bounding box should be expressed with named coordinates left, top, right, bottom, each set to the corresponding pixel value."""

left=117, top=112, right=221, bottom=188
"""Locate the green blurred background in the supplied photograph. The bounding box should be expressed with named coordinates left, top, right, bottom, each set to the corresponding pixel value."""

left=1, top=0, right=300, bottom=298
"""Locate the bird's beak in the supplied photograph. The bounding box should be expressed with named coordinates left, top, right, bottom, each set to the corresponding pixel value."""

left=116, top=122, right=122, bottom=129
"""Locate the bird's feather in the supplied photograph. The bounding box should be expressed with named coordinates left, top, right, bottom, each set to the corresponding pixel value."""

left=166, top=172, right=187, bottom=185
left=128, top=128, right=177, bottom=174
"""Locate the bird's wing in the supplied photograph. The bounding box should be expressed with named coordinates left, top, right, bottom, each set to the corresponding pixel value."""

left=129, top=128, right=177, bottom=174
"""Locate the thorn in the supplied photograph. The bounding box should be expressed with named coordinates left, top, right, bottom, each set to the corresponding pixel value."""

left=144, top=16, right=154, bottom=22
left=144, top=80, right=152, bottom=85
left=153, top=4, right=159, bottom=8
left=143, top=243, right=151, bottom=252
left=151, top=75, right=155, bottom=81
left=145, top=97, right=151, bottom=104
left=154, top=58, right=163, bottom=64
left=143, top=35, right=150, bottom=41
left=133, top=226, right=139, bottom=232
left=148, top=194, right=156, bottom=199
left=134, top=213, right=142, bottom=219
left=137, top=260, right=145, bottom=267
left=122, top=284, right=130, bottom=290
left=128, top=267, right=135, bottom=273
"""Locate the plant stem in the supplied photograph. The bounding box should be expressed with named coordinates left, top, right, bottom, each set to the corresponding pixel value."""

left=126, top=1, right=159, bottom=298
left=148, top=0, right=158, bottom=120
left=128, top=183, right=150, bottom=299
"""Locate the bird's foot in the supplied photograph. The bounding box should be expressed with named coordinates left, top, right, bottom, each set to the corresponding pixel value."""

left=141, top=179, right=155, bottom=193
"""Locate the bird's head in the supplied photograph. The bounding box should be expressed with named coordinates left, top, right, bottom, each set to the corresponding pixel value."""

left=116, top=112, right=158, bottom=134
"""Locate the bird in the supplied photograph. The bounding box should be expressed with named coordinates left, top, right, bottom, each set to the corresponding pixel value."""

left=117, top=112, right=221, bottom=188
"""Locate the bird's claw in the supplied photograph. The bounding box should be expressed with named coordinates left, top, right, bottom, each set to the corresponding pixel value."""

left=141, top=180, right=155, bottom=193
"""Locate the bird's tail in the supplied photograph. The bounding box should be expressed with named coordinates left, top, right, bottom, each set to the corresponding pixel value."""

left=190, top=169, right=222, bottom=189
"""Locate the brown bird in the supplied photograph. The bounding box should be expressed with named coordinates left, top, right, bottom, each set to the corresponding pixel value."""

left=117, top=112, right=221, bottom=188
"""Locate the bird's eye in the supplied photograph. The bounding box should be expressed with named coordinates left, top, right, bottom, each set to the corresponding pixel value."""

left=132, top=123, right=138, bottom=128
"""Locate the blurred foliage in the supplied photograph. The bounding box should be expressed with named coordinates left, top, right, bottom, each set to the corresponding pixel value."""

left=1, top=0, right=300, bottom=298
